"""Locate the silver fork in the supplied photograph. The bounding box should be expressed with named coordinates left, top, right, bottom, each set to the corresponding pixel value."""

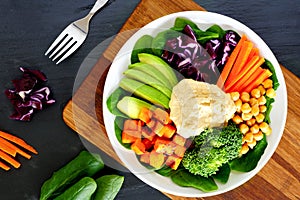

left=45, top=0, right=109, bottom=64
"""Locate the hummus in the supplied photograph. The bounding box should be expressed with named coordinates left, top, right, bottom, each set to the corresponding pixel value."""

left=169, top=79, right=236, bottom=138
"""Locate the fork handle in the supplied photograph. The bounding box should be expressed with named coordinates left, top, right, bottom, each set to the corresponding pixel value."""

left=90, top=0, right=109, bottom=14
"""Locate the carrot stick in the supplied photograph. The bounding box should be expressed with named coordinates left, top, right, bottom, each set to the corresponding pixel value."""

left=217, top=34, right=247, bottom=88
left=247, top=47, right=259, bottom=62
left=224, top=55, right=260, bottom=90
left=243, top=69, right=272, bottom=93
left=0, top=140, right=17, bottom=157
left=0, top=137, right=31, bottom=159
left=0, top=150, right=21, bottom=168
left=226, top=58, right=265, bottom=93
left=0, top=131, right=38, bottom=155
left=0, top=161, right=10, bottom=171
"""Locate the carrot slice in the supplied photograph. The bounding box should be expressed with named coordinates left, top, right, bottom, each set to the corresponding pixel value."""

left=0, top=137, right=31, bottom=159
left=247, top=47, right=259, bottom=62
left=217, top=34, right=247, bottom=88
left=0, top=131, right=38, bottom=155
left=0, top=150, right=21, bottom=168
left=242, top=69, right=272, bottom=93
left=0, top=140, right=17, bottom=157
left=0, top=161, right=10, bottom=171
left=225, top=55, right=260, bottom=90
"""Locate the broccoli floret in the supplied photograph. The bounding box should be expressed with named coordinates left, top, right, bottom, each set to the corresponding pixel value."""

left=182, top=122, right=242, bottom=177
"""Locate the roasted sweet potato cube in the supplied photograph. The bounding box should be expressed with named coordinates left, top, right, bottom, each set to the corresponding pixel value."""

left=141, top=127, right=156, bottom=141
left=153, top=108, right=172, bottom=124
left=172, top=134, right=186, bottom=146
left=160, top=124, right=176, bottom=138
left=173, top=144, right=186, bottom=157
left=154, top=138, right=173, bottom=155
left=165, top=155, right=182, bottom=170
left=149, top=151, right=165, bottom=169
left=152, top=120, right=164, bottom=137
left=122, top=131, right=140, bottom=143
left=139, top=107, right=153, bottom=124
left=123, top=119, right=140, bottom=131
left=142, top=138, right=153, bottom=151
left=146, top=119, right=157, bottom=129
left=131, top=139, right=146, bottom=155
left=140, top=152, right=150, bottom=164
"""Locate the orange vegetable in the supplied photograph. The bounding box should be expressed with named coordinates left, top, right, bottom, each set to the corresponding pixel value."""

left=247, top=47, right=259, bottom=62
left=131, top=139, right=146, bottom=155
left=243, top=69, right=273, bottom=93
left=0, top=150, right=21, bottom=169
left=149, top=151, right=165, bottom=169
left=165, top=155, right=182, bottom=170
left=139, top=152, right=150, bottom=164
left=0, top=161, right=10, bottom=171
left=153, top=108, right=171, bottom=124
left=123, top=120, right=143, bottom=132
left=159, top=124, right=176, bottom=138
left=217, top=34, right=247, bottom=88
left=141, top=138, right=153, bottom=150
left=0, top=131, right=38, bottom=155
left=0, top=138, right=17, bottom=157
left=138, top=107, right=152, bottom=124
left=173, top=145, right=186, bottom=157
left=141, top=127, right=156, bottom=141
left=122, top=130, right=140, bottom=143
left=0, top=137, right=31, bottom=159
left=172, top=134, right=186, bottom=147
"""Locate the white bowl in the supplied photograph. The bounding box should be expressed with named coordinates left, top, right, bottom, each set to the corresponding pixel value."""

left=102, top=11, right=287, bottom=197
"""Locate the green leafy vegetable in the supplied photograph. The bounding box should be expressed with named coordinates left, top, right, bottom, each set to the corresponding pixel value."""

left=40, top=151, right=104, bottom=200
left=106, top=87, right=129, bottom=118
left=182, top=123, right=242, bottom=177
left=212, top=163, right=231, bottom=184
left=171, top=169, right=218, bottom=192
left=93, top=175, right=124, bottom=200
left=230, top=133, right=268, bottom=172
left=155, top=165, right=176, bottom=177
left=264, top=59, right=280, bottom=90
left=54, top=177, right=97, bottom=200
left=131, top=35, right=154, bottom=64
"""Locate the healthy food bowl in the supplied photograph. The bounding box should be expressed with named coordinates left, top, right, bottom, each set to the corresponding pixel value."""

left=102, top=11, right=287, bottom=197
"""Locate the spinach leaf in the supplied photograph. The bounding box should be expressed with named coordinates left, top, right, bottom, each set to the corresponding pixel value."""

left=40, top=151, right=104, bottom=200
left=263, top=59, right=280, bottom=90
left=114, top=117, right=131, bottom=149
left=172, top=17, right=201, bottom=32
left=93, top=175, right=124, bottom=200
left=171, top=169, right=218, bottom=192
left=229, top=134, right=268, bottom=172
left=155, top=165, right=176, bottom=177
left=106, top=87, right=129, bottom=118
left=264, top=97, right=275, bottom=124
left=212, top=163, right=231, bottom=184
left=131, top=35, right=154, bottom=64
left=206, top=24, right=226, bottom=39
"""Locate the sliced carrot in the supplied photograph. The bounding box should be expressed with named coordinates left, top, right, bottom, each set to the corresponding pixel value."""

left=242, top=69, right=272, bottom=93
left=0, top=137, right=31, bottom=159
left=0, top=150, right=21, bottom=168
left=0, top=139, right=17, bottom=157
left=0, top=131, right=38, bottom=154
left=228, top=40, right=254, bottom=78
left=226, top=57, right=265, bottom=93
left=247, top=47, right=259, bottom=62
left=217, top=34, right=247, bottom=88
left=0, top=161, right=10, bottom=171
left=225, top=55, right=260, bottom=90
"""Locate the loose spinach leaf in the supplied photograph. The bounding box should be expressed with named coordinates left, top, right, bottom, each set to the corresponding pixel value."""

left=155, top=165, right=176, bottom=177
left=171, top=169, right=218, bottom=192
left=106, top=87, right=129, bottom=118
left=93, top=175, right=124, bottom=200
left=263, top=59, right=280, bottom=90
left=212, top=163, right=231, bottom=184
left=131, top=35, right=154, bottom=64
left=114, top=117, right=131, bottom=149
left=172, top=17, right=201, bottom=32
left=229, top=134, right=268, bottom=172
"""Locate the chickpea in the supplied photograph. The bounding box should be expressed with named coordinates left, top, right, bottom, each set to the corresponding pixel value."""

left=240, top=92, right=250, bottom=102
left=250, top=124, right=260, bottom=134
left=249, top=98, right=259, bottom=107
left=251, top=88, right=261, bottom=98
left=255, top=113, right=265, bottom=123
left=251, top=105, right=260, bottom=116
left=257, top=85, right=266, bottom=96
left=258, top=96, right=267, bottom=105
left=243, top=132, right=253, bottom=143
left=262, top=79, right=273, bottom=89
left=242, top=112, right=252, bottom=121
left=232, top=115, right=243, bottom=124
left=247, top=139, right=257, bottom=149
left=230, top=92, right=240, bottom=101
left=253, top=131, right=264, bottom=141
left=241, top=103, right=251, bottom=114
left=235, top=99, right=242, bottom=113
left=240, top=123, right=249, bottom=134
left=259, top=122, right=272, bottom=135
left=266, top=88, right=276, bottom=98
left=259, top=105, right=267, bottom=113
left=246, top=118, right=256, bottom=126
left=240, top=143, right=249, bottom=155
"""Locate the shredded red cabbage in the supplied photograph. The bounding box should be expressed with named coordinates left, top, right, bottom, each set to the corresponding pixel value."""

left=162, top=25, right=218, bottom=83
left=5, top=67, right=55, bottom=121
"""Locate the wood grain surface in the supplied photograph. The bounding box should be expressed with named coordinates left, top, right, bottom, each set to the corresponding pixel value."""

left=62, top=0, right=300, bottom=199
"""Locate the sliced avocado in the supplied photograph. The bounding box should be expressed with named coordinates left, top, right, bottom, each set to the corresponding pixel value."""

left=128, top=62, right=173, bottom=89
left=123, top=68, right=172, bottom=98
left=119, top=78, right=170, bottom=109
left=117, top=96, right=154, bottom=120
left=138, top=53, right=178, bottom=87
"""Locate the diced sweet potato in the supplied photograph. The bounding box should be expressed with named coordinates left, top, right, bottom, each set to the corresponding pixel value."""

left=131, top=139, right=146, bottom=155
left=139, top=107, right=153, bottom=124
left=141, top=127, right=156, bottom=141
left=149, top=151, right=165, bottom=169
left=122, top=131, right=139, bottom=143
left=124, top=119, right=140, bottom=131
left=152, top=120, right=164, bottom=137
left=140, top=152, right=150, bottom=164
left=142, top=138, right=153, bottom=151
left=146, top=119, right=157, bottom=129
left=165, top=155, right=182, bottom=170
left=153, top=108, right=172, bottom=124
left=173, top=144, right=186, bottom=157
left=172, top=134, right=186, bottom=146
left=160, top=124, right=176, bottom=138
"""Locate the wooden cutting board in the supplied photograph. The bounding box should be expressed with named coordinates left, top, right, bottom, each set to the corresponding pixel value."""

left=62, top=0, right=300, bottom=199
